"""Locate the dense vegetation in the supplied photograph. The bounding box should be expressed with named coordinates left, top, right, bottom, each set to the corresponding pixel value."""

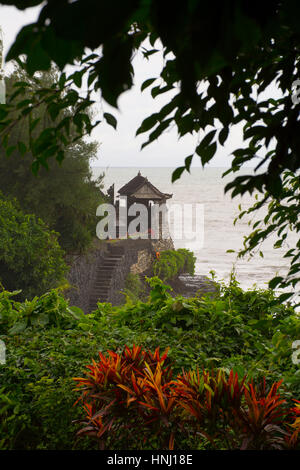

left=122, top=249, right=196, bottom=303
left=153, top=248, right=196, bottom=281
left=123, top=272, right=147, bottom=304
left=0, top=1, right=300, bottom=452
left=0, top=276, right=299, bottom=449
left=0, top=192, right=67, bottom=300
left=0, top=65, right=107, bottom=254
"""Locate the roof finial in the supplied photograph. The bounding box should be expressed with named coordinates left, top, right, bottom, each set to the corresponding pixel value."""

left=138, top=171, right=141, bottom=176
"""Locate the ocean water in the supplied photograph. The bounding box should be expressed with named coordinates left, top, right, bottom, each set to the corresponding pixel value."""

left=92, top=166, right=297, bottom=292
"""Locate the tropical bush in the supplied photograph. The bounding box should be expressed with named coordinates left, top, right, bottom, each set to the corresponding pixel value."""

left=0, top=276, right=299, bottom=449
left=0, top=289, right=99, bottom=450
left=122, top=273, right=147, bottom=303
left=291, top=401, right=300, bottom=445
left=153, top=248, right=196, bottom=280
left=0, top=193, right=68, bottom=300
left=74, top=344, right=299, bottom=450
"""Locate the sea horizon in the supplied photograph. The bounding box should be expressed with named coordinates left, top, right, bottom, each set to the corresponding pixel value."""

left=92, top=166, right=296, bottom=295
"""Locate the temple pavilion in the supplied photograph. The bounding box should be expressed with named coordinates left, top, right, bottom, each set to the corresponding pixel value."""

left=107, top=172, right=172, bottom=239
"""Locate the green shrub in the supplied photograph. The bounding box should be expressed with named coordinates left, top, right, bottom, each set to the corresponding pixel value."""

left=153, top=248, right=196, bottom=280
left=122, top=273, right=146, bottom=303
left=0, top=291, right=102, bottom=449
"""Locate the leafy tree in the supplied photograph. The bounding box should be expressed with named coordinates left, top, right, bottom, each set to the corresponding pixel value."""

left=0, top=1, right=300, bottom=293
left=1, top=2, right=299, bottom=184
left=0, top=192, right=67, bottom=300
left=0, top=65, right=106, bottom=253
left=233, top=170, right=300, bottom=303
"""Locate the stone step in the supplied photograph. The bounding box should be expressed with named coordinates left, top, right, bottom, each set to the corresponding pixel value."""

left=89, top=300, right=107, bottom=306
left=91, top=296, right=108, bottom=301
left=107, top=253, right=123, bottom=256
left=91, top=288, right=110, bottom=293
left=95, top=273, right=113, bottom=282
left=96, top=270, right=114, bottom=275
left=95, top=285, right=109, bottom=290
left=89, top=252, right=125, bottom=310
left=109, top=248, right=124, bottom=254
left=93, top=289, right=110, bottom=294
left=91, top=289, right=109, bottom=295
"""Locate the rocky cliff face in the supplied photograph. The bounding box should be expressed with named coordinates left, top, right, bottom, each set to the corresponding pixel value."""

left=66, top=237, right=217, bottom=311
left=130, top=238, right=174, bottom=275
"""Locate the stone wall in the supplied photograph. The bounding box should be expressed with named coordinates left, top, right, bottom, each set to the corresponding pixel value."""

left=107, top=239, right=154, bottom=305
left=108, top=247, right=140, bottom=305
left=130, top=238, right=174, bottom=275
left=151, top=238, right=174, bottom=252
left=130, top=249, right=153, bottom=275
left=65, top=237, right=176, bottom=310
left=65, top=241, right=109, bottom=312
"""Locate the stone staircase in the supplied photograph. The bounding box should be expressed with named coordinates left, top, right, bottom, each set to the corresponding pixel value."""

left=88, top=246, right=124, bottom=312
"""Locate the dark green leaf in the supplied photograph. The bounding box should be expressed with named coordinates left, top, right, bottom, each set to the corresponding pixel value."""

left=172, top=166, right=185, bottom=183
left=103, top=112, right=117, bottom=129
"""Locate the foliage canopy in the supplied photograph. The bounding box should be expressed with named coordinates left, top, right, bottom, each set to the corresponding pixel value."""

left=0, top=1, right=299, bottom=191
left=0, top=65, right=106, bottom=253
left=0, top=192, right=67, bottom=300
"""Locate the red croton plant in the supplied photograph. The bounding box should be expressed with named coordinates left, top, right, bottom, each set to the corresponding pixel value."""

left=73, top=345, right=300, bottom=450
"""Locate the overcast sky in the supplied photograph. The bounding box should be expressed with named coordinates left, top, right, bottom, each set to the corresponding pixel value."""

left=1, top=5, right=268, bottom=169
